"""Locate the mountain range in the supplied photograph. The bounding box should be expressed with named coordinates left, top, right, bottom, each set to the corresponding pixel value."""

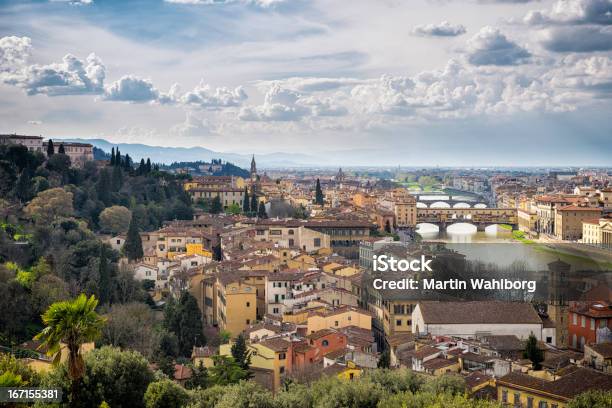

left=58, top=139, right=320, bottom=168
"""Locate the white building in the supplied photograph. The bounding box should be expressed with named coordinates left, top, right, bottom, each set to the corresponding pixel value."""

left=133, top=263, right=158, bottom=283
left=412, top=301, right=543, bottom=340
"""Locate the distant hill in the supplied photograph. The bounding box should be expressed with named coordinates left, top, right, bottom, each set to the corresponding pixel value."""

left=58, top=138, right=319, bottom=167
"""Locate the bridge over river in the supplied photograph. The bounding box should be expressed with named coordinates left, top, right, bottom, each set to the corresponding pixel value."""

left=414, top=192, right=488, bottom=209
left=416, top=207, right=518, bottom=231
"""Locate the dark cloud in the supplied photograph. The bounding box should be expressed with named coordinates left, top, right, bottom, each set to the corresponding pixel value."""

left=413, top=21, right=467, bottom=37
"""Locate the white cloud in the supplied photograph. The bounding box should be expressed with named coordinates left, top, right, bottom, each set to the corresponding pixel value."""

left=412, top=21, right=467, bottom=37
left=524, top=0, right=612, bottom=25
left=27, top=120, right=43, bottom=125
left=177, top=81, right=247, bottom=109
left=540, top=25, right=612, bottom=52
left=102, top=75, right=159, bottom=102
left=5, top=52, right=106, bottom=96
left=170, top=111, right=213, bottom=137
left=0, top=36, right=31, bottom=73
left=466, top=26, right=531, bottom=65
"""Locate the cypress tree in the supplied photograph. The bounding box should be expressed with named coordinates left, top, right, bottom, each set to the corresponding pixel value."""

left=257, top=201, right=267, bottom=219
left=115, top=148, right=121, bottom=166
left=146, top=158, right=152, bottom=174
left=110, top=147, right=115, bottom=166
left=111, top=165, right=123, bottom=192
left=123, top=154, right=132, bottom=171
left=46, top=139, right=54, bottom=156
left=315, top=178, right=324, bottom=205
left=58, top=143, right=65, bottom=154
left=212, top=242, right=223, bottom=261
left=242, top=187, right=250, bottom=213
left=15, top=168, right=32, bottom=202
left=97, top=168, right=112, bottom=206
left=138, top=158, right=145, bottom=175
left=250, top=193, right=258, bottom=213
left=124, top=216, right=143, bottom=261
left=377, top=349, right=390, bottom=368
left=231, top=333, right=251, bottom=371
left=523, top=333, right=544, bottom=370
left=210, top=196, right=223, bottom=214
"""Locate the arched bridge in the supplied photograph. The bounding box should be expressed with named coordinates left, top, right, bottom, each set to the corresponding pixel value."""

left=414, top=194, right=488, bottom=208
left=417, top=208, right=517, bottom=230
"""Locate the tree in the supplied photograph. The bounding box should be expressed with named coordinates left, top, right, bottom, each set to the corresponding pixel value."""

left=58, top=143, right=66, bottom=154
left=214, top=381, right=275, bottom=408
left=226, top=203, right=241, bottom=215
left=99, top=205, right=132, bottom=235
left=257, top=201, right=267, bottom=219
left=123, top=154, right=132, bottom=171
left=47, top=139, right=55, bottom=156
left=209, top=355, right=250, bottom=386
left=14, top=168, right=33, bottom=202
left=24, top=187, right=74, bottom=223
left=231, top=333, right=251, bottom=371
left=138, top=158, right=146, bottom=175
left=111, top=165, right=123, bottom=191
left=315, top=178, right=324, bottom=205
left=97, top=168, right=112, bottom=206
left=212, top=242, right=223, bottom=262
left=144, top=379, right=189, bottom=408
left=568, top=390, right=612, bottom=408
left=250, top=193, right=258, bottom=214
left=115, top=148, right=121, bottom=166
left=124, top=216, right=143, bottom=261
left=98, top=246, right=112, bottom=304
left=47, top=153, right=72, bottom=174
left=185, top=361, right=209, bottom=390
left=242, top=187, right=250, bottom=213
left=146, top=158, right=152, bottom=174
left=101, top=302, right=157, bottom=359
left=377, top=349, right=390, bottom=368
left=523, top=332, right=544, bottom=370
left=163, top=292, right=204, bottom=356
left=110, top=147, right=115, bottom=166
left=210, top=195, right=223, bottom=214
left=34, top=294, right=106, bottom=405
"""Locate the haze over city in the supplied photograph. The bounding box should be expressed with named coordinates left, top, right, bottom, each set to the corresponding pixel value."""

left=1, top=0, right=611, bottom=166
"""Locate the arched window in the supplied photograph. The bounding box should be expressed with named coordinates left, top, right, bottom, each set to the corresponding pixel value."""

left=322, top=340, right=329, bottom=347
left=288, top=229, right=294, bottom=235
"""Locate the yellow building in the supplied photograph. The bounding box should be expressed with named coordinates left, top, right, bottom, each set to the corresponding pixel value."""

left=220, top=337, right=292, bottom=393
left=393, top=192, right=417, bottom=228
left=322, top=361, right=362, bottom=380
left=191, top=346, right=216, bottom=368
left=383, top=300, right=416, bottom=337
left=188, top=187, right=245, bottom=210
left=306, top=306, right=371, bottom=335
left=497, top=368, right=612, bottom=408
left=21, top=341, right=95, bottom=374
left=554, top=205, right=602, bottom=241
left=216, top=272, right=257, bottom=336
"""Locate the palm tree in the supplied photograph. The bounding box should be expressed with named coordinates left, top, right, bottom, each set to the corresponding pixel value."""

left=35, top=294, right=106, bottom=403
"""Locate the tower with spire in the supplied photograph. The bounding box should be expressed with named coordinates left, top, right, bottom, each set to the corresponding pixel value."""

left=250, top=155, right=257, bottom=181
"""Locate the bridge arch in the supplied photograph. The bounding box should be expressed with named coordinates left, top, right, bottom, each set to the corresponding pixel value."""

left=430, top=201, right=451, bottom=208
left=474, top=203, right=487, bottom=208
left=452, top=202, right=471, bottom=208
left=416, top=223, right=440, bottom=233
left=447, top=223, right=477, bottom=234
left=416, top=202, right=428, bottom=208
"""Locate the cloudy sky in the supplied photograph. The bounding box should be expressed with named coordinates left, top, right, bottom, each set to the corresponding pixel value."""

left=0, top=0, right=611, bottom=166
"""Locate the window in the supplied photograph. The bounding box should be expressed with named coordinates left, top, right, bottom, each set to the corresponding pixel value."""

left=288, top=239, right=294, bottom=247
left=591, top=318, right=595, bottom=330
left=513, top=393, right=520, bottom=407
left=246, top=302, right=250, bottom=307
left=502, top=390, right=508, bottom=403
left=347, top=316, right=351, bottom=321
left=396, top=319, right=402, bottom=326
left=581, top=315, right=586, bottom=328
left=526, top=397, right=533, bottom=408
left=314, top=238, right=321, bottom=247
left=246, top=319, right=250, bottom=324
left=273, top=307, right=279, bottom=314
left=335, top=321, right=339, bottom=326
left=546, top=337, right=552, bottom=344
left=288, top=229, right=294, bottom=235
left=538, top=401, right=548, bottom=408
left=322, top=340, right=329, bottom=347
left=572, top=313, right=577, bottom=325
left=279, top=366, right=285, bottom=374
left=600, top=319, right=607, bottom=328
left=278, top=353, right=286, bottom=360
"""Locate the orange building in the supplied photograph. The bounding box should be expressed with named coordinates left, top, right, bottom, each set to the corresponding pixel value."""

left=568, top=301, right=612, bottom=350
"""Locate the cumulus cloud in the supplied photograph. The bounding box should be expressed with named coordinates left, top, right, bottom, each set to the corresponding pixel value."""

left=6, top=52, right=106, bottom=96
left=178, top=81, right=247, bottom=108
left=0, top=36, right=31, bottom=73
left=466, top=26, right=531, bottom=65
left=544, top=54, right=612, bottom=94
left=412, top=21, right=467, bottom=37
left=524, top=0, right=612, bottom=25
left=540, top=25, right=612, bottom=51
left=102, top=75, right=158, bottom=102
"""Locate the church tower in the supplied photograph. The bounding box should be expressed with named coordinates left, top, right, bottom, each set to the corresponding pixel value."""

left=250, top=155, right=257, bottom=181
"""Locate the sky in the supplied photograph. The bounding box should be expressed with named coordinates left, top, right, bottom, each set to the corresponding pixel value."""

left=0, top=0, right=611, bottom=166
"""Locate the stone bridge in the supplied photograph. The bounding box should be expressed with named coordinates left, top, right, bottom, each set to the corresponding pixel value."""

left=414, top=194, right=488, bottom=208
left=417, top=208, right=518, bottom=231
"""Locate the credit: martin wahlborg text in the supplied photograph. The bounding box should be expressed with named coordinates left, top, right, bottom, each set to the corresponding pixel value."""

left=370, top=255, right=537, bottom=293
